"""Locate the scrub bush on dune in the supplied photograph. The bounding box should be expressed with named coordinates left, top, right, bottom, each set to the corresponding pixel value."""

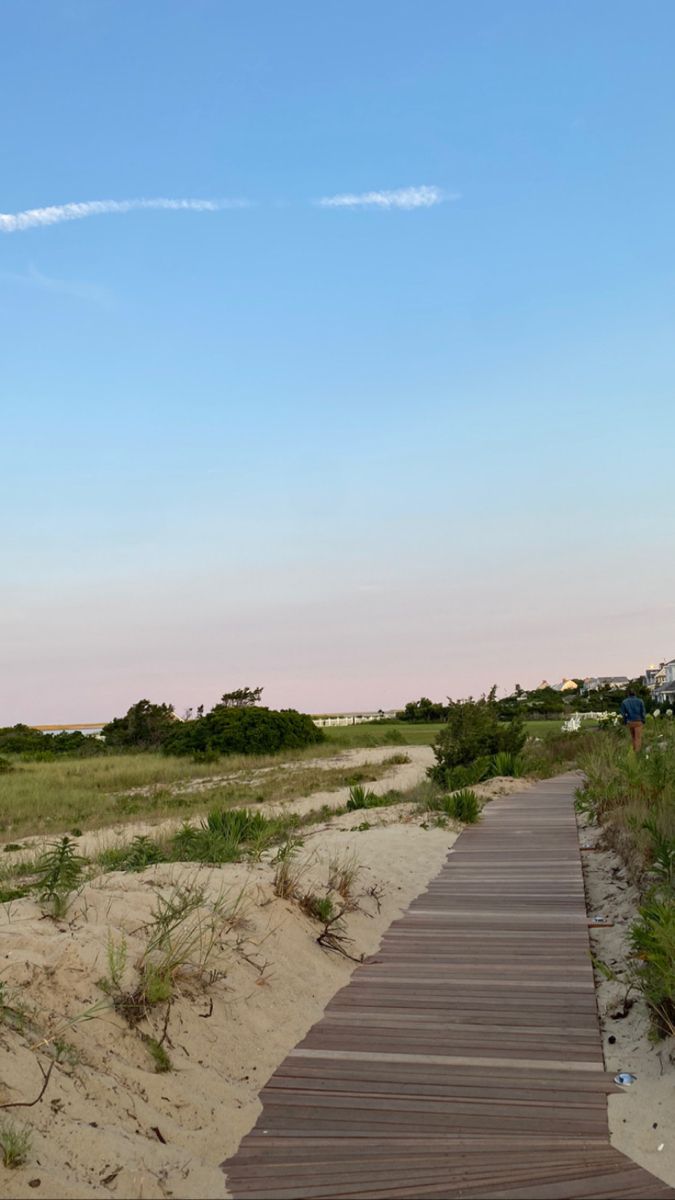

left=162, top=706, right=324, bottom=758
left=429, top=694, right=526, bottom=784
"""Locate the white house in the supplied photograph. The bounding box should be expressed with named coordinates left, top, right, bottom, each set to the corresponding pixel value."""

left=645, top=662, right=667, bottom=691
left=654, top=659, right=675, bottom=705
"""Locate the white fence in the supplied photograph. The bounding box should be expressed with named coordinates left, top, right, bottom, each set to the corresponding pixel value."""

left=312, top=711, right=397, bottom=728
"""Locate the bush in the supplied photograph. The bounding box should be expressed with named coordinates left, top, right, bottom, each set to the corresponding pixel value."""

left=0, top=756, right=14, bottom=774
left=442, top=757, right=491, bottom=791
left=162, top=706, right=324, bottom=758
left=430, top=696, right=526, bottom=782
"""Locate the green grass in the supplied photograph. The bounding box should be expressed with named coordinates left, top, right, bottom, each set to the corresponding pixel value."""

left=0, top=1121, right=31, bottom=1168
left=325, top=719, right=563, bottom=747
left=0, top=749, right=393, bottom=841
left=323, top=721, right=442, bottom=748
left=524, top=720, right=564, bottom=736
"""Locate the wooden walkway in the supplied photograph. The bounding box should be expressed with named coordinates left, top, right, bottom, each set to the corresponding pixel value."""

left=222, top=774, right=674, bottom=1199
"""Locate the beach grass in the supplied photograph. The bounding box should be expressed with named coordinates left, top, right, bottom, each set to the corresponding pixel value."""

left=0, top=749, right=394, bottom=842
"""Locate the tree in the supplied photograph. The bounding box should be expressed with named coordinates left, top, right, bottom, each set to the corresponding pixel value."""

left=216, top=687, right=264, bottom=709
left=102, top=700, right=176, bottom=749
left=397, top=697, right=449, bottom=723
left=522, top=687, right=565, bottom=719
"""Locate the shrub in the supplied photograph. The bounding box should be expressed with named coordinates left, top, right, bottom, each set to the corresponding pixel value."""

left=443, top=757, right=491, bottom=791
left=0, top=757, right=14, bottom=774
left=162, top=706, right=324, bottom=758
left=430, top=696, right=525, bottom=781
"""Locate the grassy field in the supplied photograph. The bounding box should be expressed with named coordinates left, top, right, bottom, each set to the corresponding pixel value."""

left=525, top=719, right=564, bottom=736
left=0, top=719, right=565, bottom=844
left=323, top=721, right=441, bottom=748
left=0, top=748, right=401, bottom=842
left=324, top=718, right=564, bottom=748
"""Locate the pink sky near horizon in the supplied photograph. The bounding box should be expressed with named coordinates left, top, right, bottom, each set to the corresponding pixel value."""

left=4, top=571, right=672, bottom=724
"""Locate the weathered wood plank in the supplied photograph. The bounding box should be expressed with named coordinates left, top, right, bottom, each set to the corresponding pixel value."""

left=221, top=774, right=674, bottom=1199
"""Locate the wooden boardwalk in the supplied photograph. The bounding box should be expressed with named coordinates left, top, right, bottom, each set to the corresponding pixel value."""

left=222, top=774, right=673, bottom=1199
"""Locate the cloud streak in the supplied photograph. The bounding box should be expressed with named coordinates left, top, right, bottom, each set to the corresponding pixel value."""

left=0, top=196, right=247, bottom=234
left=317, top=185, right=453, bottom=210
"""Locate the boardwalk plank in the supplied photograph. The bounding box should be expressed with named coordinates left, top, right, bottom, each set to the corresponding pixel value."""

left=222, top=774, right=673, bottom=1199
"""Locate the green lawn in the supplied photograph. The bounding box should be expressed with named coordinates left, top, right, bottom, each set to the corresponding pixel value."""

left=323, top=719, right=564, bottom=748
left=525, top=719, right=564, bottom=736
left=322, top=721, right=442, bottom=748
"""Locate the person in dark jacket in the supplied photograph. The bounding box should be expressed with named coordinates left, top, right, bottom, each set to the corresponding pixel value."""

left=620, top=689, right=647, bottom=752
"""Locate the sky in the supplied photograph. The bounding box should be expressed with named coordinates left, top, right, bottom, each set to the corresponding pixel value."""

left=2, top=0, right=675, bottom=723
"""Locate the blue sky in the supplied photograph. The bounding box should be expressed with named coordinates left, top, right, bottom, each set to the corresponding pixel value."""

left=2, top=0, right=674, bottom=722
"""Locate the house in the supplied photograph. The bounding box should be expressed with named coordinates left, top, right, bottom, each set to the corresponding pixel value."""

left=654, top=659, right=675, bottom=705
left=582, top=676, right=630, bottom=693
left=552, top=678, right=579, bottom=692
left=645, top=662, right=667, bottom=691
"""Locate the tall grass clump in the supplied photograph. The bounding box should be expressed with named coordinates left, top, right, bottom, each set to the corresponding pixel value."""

left=420, top=788, right=481, bottom=824
left=0, top=1121, right=31, bottom=1168
left=169, top=807, right=293, bottom=864
left=579, top=729, right=675, bottom=879
left=579, top=726, right=675, bottom=1040
left=630, top=893, right=675, bottom=1038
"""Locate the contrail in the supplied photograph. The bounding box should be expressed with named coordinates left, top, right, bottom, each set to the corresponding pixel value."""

left=0, top=196, right=248, bottom=233
left=317, top=185, right=453, bottom=209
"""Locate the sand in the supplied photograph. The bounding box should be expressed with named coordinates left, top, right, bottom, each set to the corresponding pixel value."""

left=0, top=803, right=456, bottom=1199
left=579, top=807, right=675, bottom=1188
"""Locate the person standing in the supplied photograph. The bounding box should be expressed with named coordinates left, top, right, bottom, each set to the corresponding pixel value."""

left=620, top=689, right=647, bottom=752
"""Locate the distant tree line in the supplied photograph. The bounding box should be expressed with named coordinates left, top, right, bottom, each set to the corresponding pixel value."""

left=0, top=687, right=323, bottom=761
left=0, top=725, right=105, bottom=758
left=398, top=678, right=654, bottom=724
